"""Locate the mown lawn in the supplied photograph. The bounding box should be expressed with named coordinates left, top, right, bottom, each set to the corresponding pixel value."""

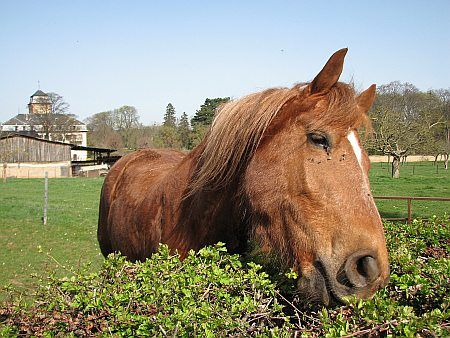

left=0, top=162, right=448, bottom=301
left=370, top=161, right=449, bottom=219
left=0, top=177, right=104, bottom=300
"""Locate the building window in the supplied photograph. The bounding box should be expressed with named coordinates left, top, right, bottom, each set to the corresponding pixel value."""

left=15, top=126, right=18, bottom=131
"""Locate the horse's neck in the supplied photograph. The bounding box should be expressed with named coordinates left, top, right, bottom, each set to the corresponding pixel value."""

left=160, top=150, right=248, bottom=256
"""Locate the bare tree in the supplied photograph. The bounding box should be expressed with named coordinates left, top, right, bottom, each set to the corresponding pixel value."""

left=85, top=111, right=115, bottom=131
left=47, top=92, right=70, bottom=115
left=113, top=106, right=140, bottom=131
left=128, top=125, right=161, bottom=149
left=85, top=111, right=117, bottom=148
left=368, top=82, right=437, bottom=178
left=104, top=131, right=124, bottom=150
left=431, top=89, right=450, bottom=169
left=113, top=106, right=140, bottom=149
left=85, top=106, right=140, bottom=149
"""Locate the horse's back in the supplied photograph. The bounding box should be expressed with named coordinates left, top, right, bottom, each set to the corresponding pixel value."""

left=98, top=148, right=186, bottom=260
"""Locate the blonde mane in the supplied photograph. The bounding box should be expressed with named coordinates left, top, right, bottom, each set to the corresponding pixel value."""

left=188, top=86, right=300, bottom=195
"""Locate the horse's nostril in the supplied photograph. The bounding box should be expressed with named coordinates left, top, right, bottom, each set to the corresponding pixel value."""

left=344, top=252, right=381, bottom=288
left=356, top=256, right=379, bottom=283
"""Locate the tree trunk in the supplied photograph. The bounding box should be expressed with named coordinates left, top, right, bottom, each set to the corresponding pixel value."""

left=391, top=155, right=401, bottom=178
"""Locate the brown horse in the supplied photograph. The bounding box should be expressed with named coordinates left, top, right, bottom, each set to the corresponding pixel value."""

left=98, top=49, right=389, bottom=305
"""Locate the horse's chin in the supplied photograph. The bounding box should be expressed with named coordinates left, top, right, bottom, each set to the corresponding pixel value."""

left=297, top=264, right=346, bottom=307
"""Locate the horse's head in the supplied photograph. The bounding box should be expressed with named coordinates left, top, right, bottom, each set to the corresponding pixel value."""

left=244, top=49, right=389, bottom=305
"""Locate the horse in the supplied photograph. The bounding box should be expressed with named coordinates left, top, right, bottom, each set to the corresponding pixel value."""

left=98, top=49, right=390, bottom=305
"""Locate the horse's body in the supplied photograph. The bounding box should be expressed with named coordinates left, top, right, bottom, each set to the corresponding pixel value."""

left=98, top=49, right=390, bottom=305
left=98, top=147, right=246, bottom=260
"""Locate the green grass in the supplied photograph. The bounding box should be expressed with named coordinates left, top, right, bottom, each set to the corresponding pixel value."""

left=370, top=161, right=449, bottom=219
left=0, top=162, right=448, bottom=301
left=0, top=178, right=104, bottom=300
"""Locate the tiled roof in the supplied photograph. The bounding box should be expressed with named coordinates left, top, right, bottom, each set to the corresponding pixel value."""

left=31, top=90, right=48, bottom=97
left=2, top=114, right=86, bottom=126
left=2, top=115, right=29, bottom=125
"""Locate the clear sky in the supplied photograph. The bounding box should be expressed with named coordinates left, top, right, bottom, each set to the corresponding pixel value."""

left=1, top=1, right=449, bottom=125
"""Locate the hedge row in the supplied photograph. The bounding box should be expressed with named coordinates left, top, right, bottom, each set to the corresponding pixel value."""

left=1, top=216, right=449, bottom=337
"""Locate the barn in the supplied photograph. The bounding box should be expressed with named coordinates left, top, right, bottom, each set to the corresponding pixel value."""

left=0, top=133, right=118, bottom=179
left=0, top=133, right=72, bottom=178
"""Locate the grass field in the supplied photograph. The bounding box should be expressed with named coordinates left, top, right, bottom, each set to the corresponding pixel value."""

left=0, top=162, right=448, bottom=301
left=0, top=177, right=105, bottom=300
left=369, top=161, right=449, bottom=219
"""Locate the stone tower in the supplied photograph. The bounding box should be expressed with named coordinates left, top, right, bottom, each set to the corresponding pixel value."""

left=28, top=90, right=51, bottom=114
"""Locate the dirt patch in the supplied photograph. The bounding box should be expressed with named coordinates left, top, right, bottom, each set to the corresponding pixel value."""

left=423, top=246, right=447, bottom=259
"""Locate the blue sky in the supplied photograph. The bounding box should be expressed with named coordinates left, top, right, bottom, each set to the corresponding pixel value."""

left=1, top=1, right=449, bottom=125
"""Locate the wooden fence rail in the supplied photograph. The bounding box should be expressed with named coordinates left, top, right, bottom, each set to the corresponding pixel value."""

left=373, top=196, right=450, bottom=223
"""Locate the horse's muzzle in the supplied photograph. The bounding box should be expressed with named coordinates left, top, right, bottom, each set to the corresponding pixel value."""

left=298, top=251, right=390, bottom=306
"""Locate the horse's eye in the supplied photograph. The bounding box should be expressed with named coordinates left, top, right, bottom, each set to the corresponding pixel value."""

left=307, top=133, right=330, bottom=150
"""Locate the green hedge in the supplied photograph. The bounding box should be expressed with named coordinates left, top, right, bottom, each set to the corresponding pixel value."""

left=1, top=216, right=449, bottom=337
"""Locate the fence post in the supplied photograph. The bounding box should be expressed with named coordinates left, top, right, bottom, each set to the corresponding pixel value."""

left=407, top=198, right=412, bottom=224
left=2, top=163, right=6, bottom=183
left=43, top=172, right=48, bottom=225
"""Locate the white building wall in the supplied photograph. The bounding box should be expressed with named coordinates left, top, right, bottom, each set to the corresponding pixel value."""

left=71, top=149, right=88, bottom=161
left=1, top=161, right=72, bottom=178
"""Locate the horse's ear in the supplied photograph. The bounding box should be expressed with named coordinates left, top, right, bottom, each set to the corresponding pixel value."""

left=310, top=48, right=348, bottom=95
left=356, top=84, right=376, bottom=114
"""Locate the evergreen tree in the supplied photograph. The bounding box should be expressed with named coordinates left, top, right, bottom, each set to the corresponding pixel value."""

left=191, top=97, right=230, bottom=126
left=163, top=103, right=176, bottom=127
left=177, top=112, right=191, bottom=149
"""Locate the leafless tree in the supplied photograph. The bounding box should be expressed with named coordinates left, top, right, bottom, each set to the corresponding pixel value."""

left=85, top=106, right=141, bottom=149
left=47, top=92, right=70, bottom=115
left=367, top=82, right=444, bottom=178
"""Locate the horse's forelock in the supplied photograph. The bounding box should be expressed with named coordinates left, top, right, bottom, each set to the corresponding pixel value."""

left=307, top=83, right=371, bottom=133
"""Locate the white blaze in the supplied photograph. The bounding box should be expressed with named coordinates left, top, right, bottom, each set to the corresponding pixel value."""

left=347, top=131, right=362, bottom=168
left=347, top=131, right=382, bottom=221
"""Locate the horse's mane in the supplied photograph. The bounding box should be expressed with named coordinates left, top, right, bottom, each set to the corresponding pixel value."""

left=187, top=82, right=367, bottom=196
